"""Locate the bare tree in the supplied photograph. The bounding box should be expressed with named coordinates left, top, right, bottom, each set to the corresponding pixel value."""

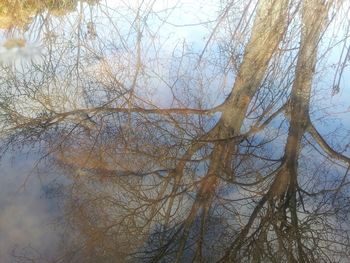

left=1, top=0, right=350, bottom=262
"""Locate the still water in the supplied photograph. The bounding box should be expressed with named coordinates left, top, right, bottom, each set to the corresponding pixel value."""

left=1, top=0, right=350, bottom=262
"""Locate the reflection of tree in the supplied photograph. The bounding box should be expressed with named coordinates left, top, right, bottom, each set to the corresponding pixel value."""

left=1, top=0, right=350, bottom=262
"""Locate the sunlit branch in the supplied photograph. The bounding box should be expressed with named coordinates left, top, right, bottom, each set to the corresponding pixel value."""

left=307, top=121, right=350, bottom=164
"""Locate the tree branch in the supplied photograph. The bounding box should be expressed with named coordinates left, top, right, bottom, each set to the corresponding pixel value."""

left=307, top=121, right=350, bottom=164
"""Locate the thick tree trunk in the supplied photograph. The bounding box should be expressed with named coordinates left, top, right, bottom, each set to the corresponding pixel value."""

left=175, top=0, right=291, bottom=261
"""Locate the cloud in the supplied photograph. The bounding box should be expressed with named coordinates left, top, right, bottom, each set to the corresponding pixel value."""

left=0, top=152, right=61, bottom=263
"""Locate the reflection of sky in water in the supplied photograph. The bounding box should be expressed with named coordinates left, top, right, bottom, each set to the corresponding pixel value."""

left=0, top=151, right=63, bottom=262
left=0, top=1, right=223, bottom=261
left=0, top=0, right=350, bottom=262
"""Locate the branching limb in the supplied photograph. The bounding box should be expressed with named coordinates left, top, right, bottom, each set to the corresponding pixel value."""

left=307, top=121, right=350, bottom=164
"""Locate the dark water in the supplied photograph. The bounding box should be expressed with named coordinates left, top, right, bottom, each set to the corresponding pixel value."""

left=1, top=1, right=350, bottom=262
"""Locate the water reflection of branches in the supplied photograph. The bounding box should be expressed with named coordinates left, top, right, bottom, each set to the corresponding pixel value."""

left=1, top=0, right=350, bottom=262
